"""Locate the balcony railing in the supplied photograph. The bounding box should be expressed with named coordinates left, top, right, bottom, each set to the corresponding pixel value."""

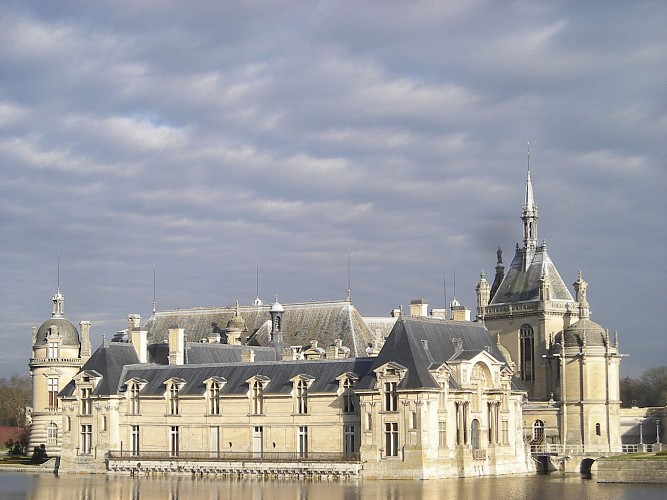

left=108, top=450, right=361, bottom=463
left=472, top=449, right=487, bottom=461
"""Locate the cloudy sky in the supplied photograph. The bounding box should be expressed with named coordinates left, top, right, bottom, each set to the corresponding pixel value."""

left=0, top=1, right=664, bottom=378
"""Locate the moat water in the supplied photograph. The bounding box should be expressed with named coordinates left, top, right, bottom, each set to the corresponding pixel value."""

left=2, top=471, right=665, bottom=499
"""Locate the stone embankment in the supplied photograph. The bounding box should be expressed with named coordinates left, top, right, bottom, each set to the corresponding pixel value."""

left=596, top=454, right=667, bottom=483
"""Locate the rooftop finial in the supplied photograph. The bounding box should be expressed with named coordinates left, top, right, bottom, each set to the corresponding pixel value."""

left=152, top=263, right=157, bottom=315
left=347, top=249, right=352, bottom=302
left=527, top=141, right=531, bottom=173
left=57, top=253, right=60, bottom=292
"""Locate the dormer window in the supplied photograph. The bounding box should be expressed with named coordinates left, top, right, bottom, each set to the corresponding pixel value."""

left=251, top=380, right=264, bottom=415
left=209, top=382, right=221, bottom=415
left=130, top=383, right=140, bottom=414
left=296, top=380, right=308, bottom=414
left=342, top=378, right=355, bottom=413
left=164, top=378, right=186, bottom=416
left=80, top=387, right=92, bottom=415
left=384, top=381, right=398, bottom=412
left=48, top=341, right=59, bottom=359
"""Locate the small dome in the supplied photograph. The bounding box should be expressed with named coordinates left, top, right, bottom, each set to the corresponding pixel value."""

left=35, top=317, right=80, bottom=346
left=270, top=300, right=284, bottom=313
left=226, top=314, right=246, bottom=331
left=557, top=318, right=607, bottom=348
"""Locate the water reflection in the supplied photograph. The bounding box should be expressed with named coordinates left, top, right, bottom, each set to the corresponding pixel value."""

left=1, top=471, right=663, bottom=500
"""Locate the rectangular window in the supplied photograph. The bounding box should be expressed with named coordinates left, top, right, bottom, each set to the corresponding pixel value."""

left=410, top=411, right=418, bottom=430
left=101, top=416, right=107, bottom=432
left=344, top=425, right=356, bottom=455
left=48, top=341, right=58, bottom=359
left=209, top=383, right=220, bottom=415
left=439, top=421, right=447, bottom=448
left=252, top=381, right=263, bottom=415
left=169, top=384, right=179, bottom=415
left=366, top=412, right=373, bottom=432
left=81, top=388, right=92, bottom=415
left=342, top=379, right=355, bottom=413
left=253, top=426, right=263, bottom=458
left=296, top=381, right=308, bottom=414
left=130, top=384, right=140, bottom=414
left=297, top=426, right=308, bottom=458
left=170, top=426, right=179, bottom=457
left=385, top=422, right=398, bottom=457
left=131, top=425, right=140, bottom=456
left=81, top=424, right=92, bottom=455
left=384, top=382, right=397, bottom=412
left=48, top=378, right=59, bottom=409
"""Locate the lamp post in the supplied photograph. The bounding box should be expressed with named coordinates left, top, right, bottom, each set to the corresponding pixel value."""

left=638, top=419, right=643, bottom=445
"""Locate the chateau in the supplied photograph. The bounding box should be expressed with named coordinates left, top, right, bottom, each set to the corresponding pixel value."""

left=27, top=162, right=624, bottom=478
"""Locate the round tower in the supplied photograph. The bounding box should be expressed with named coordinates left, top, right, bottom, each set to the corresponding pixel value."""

left=28, top=287, right=84, bottom=455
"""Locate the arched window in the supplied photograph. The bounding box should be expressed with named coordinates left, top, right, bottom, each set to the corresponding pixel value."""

left=595, top=423, right=601, bottom=436
left=471, top=419, right=480, bottom=449
left=520, top=324, right=535, bottom=382
left=532, top=420, right=545, bottom=442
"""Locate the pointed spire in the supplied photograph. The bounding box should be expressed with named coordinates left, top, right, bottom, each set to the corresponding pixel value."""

left=52, top=254, right=65, bottom=318
left=521, top=142, right=539, bottom=267
left=253, top=261, right=263, bottom=306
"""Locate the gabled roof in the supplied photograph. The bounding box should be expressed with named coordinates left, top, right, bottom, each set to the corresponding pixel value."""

left=144, top=300, right=372, bottom=356
left=490, top=245, right=574, bottom=304
left=357, top=316, right=513, bottom=391
left=118, top=358, right=376, bottom=397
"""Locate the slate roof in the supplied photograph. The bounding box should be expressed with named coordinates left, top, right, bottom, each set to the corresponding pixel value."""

left=489, top=244, right=574, bottom=305
left=35, top=317, right=79, bottom=346
left=357, top=316, right=520, bottom=391
left=60, top=342, right=140, bottom=398
left=118, top=358, right=376, bottom=397
left=144, top=300, right=372, bottom=357
left=146, top=342, right=278, bottom=365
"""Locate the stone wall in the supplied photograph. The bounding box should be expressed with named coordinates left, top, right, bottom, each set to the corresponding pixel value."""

left=596, top=458, right=667, bottom=483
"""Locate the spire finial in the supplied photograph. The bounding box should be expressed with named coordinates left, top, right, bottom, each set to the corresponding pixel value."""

left=57, top=253, right=60, bottom=293
left=527, top=141, right=531, bottom=173
left=152, top=263, right=157, bottom=315
left=347, top=249, right=352, bottom=302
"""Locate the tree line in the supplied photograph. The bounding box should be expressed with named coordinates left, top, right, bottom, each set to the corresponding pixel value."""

left=0, top=373, right=31, bottom=427
left=620, top=366, right=667, bottom=408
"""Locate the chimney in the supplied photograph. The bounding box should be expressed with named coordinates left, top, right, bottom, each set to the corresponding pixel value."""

left=409, top=299, right=428, bottom=317
left=282, top=346, right=299, bottom=361
left=168, top=326, right=185, bottom=365
left=131, top=328, right=148, bottom=364
left=241, top=349, right=256, bottom=363
left=79, top=321, right=92, bottom=360
left=127, top=314, right=141, bottom=332
left=451, top=306, right=471, bottom=322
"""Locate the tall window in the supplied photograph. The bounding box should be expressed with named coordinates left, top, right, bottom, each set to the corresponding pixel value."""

left=48, top=341, right=59, bottom=359
left=209, top=382, right=221, bottom=415
left=130, top=383, right=140, bottom=414
left=131, top=425, right=140, bottom=456
left=80, top=388, right=92, bottom=415
left=296, top=380, right=308, bottom=414
left=297, top=426, right=308, bottom=458
left=532, top=420, right=545, bottom=442
left=47, top=422, right=58, bottom=444
left=170, top=426, right=179, bottom=457
left=169, top=384, right=180, bottom=415
left=344, top=425, right=356, bottom=455
left=384, top=382, right=398, bottom=412
left=251, top=381, right=263, bottom=415
left=342, top=378, right=355, bottom=413
left=471, top=419, right=480, bottom=449
left=48, top=378, right=59, bottom=408
left=81, top=424, right=92, bottom=455
left=439, top=421, right=447, bottom=448
left=385, top=422, right=398, bottom=457
left=520, top=324, right=535, bottom=382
